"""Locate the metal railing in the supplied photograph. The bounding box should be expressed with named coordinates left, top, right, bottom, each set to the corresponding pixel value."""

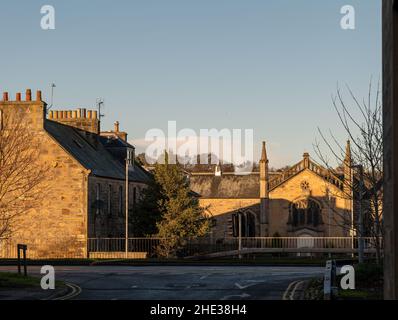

left=183, top=237, right=380, bottom=256
left=1, top=237, right=381, bottom=259
left=88, top=238, right=162, bottom=258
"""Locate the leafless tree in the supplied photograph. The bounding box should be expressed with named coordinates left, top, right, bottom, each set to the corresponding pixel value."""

left=0, top=111, right=49, bottom=239
left=314, top=80, right=383, bottom=263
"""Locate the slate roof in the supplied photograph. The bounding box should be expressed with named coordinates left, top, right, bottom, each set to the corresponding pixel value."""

left=189, top=172, right=284, bottom=199
left=45, top=120, right=150, bottom=183
left=189, top=173, right=261, bottom=199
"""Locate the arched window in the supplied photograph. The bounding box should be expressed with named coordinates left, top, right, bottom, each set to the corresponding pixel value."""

left=291, top=199, right=322, bottom=228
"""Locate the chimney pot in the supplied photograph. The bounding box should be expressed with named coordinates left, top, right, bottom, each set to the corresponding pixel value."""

left=3, top=92, right=9, bottom=101
left=72, top=111, right=77, bottom=118
left=87, top=110, right=92, bottom=119
left=49, top=111, right=54, bottom=119
left=114, top=121, right=120, bottom=132
left=92, top=110, right=98, bottom=119
left=16, top=93, right=21, bottom=101
left=36, top=90, right=42, bottom=101
left=26, top=89, right=32, bottom=101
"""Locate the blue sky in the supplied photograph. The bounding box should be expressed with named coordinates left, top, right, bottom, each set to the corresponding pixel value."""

left=0, top=0, right=381, bottom=167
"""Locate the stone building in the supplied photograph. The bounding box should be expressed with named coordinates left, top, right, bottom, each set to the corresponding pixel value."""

left=190, top=142, right=353, bottom=240
left=0, top=89, right=150, bottom=258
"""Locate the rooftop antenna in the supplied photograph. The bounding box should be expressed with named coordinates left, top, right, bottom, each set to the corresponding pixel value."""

left=96, top=98, right=105, bottom=132
left=96, top=98, right=105, bottom=121
left=47, top=83, right=56, bottom=111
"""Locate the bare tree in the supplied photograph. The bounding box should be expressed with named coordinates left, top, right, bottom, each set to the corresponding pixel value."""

left=314, top=80, right=383, bottom=263
left=0, top=111, right=49, bottom=239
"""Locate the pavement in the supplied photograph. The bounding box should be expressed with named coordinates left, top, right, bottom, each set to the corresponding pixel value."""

left=0, top=283, right=69, bottom=300
left=0, top=265, right=323, bottom=300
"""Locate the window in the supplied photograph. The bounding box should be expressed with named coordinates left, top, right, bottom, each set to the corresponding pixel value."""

left=107, top=184, right=112, bottom=216
left=118, top=186, right=123, bottom=216
left=291, top=199, right=322, bottom=228
left=232, top=211, right=256, bottom=237
left=133, top=187, right=137, bottom=206
left=95, top=183, right=101, bottom=215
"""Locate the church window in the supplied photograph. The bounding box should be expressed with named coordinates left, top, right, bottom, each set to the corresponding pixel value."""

left=291, top=199, right=322, bottom=229
left=232, top=211, right=256, bottom=237
left=300, top=180, right=310, bottom=191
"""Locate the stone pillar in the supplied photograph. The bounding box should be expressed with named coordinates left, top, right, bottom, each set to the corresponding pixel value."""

left=383, top=0, right=398, bottom=300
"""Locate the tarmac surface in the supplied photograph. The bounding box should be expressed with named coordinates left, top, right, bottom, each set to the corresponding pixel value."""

left=0, top=265, right=323, bottom=300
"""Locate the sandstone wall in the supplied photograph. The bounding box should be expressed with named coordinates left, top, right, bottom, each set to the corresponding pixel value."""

left=88, top=176, right=146, bottom=238
left=199, top=169, right=349, bottom=239
left=0, top=98, right=89, bottom=258
left=198, top=199, right=261, bottom=240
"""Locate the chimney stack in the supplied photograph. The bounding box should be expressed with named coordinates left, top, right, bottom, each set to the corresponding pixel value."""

left=26, top=89, right=32, bottom=101
left=3, top=92, right=8, bottom=101
left=16, top=92, right=21, bottom=101
left=36, top=90, right=42, bottom=101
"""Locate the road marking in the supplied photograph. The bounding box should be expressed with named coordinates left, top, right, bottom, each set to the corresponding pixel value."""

left=220, top=293, right=250, bottom=300
left=53, top=282, right=82, bottom=300
left=282, top=280, right=299, bottom=300
left=290, top=281, right=304, bottom=300
left=235, top=280, right=266, bottom=290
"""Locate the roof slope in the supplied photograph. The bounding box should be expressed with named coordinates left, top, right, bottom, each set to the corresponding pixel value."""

left=45, top=120, right=150, bottom=183
left=189, top=173, right=260, bottom=199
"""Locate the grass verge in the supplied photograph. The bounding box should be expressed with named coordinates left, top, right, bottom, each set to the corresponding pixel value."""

left=0, top=272, right=40, bottom=288
left=303, top=263, right=383, bottom=300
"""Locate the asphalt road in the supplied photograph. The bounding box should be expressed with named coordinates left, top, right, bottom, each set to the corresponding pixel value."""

left=0, top=265, right=323, bottom=300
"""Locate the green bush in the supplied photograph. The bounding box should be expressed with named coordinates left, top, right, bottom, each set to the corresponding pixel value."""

left=355, top=263, right=383, bottom=284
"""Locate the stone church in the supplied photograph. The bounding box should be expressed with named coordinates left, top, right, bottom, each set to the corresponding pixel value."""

left=190, top=142, right=353, bottom=240
left=0, top=89, right=150, bottom=258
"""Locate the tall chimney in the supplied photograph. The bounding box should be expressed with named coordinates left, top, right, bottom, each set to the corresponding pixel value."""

left=26, top=89, right=32, bottom=101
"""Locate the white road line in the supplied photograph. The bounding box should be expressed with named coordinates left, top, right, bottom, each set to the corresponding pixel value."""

left=282, top=280, right=299, bottom=300
left=235, top=280, right=266, bottom=290
left=290, top=281, right=304, bottom=300
left=53, top=282, right=82, bottom=300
